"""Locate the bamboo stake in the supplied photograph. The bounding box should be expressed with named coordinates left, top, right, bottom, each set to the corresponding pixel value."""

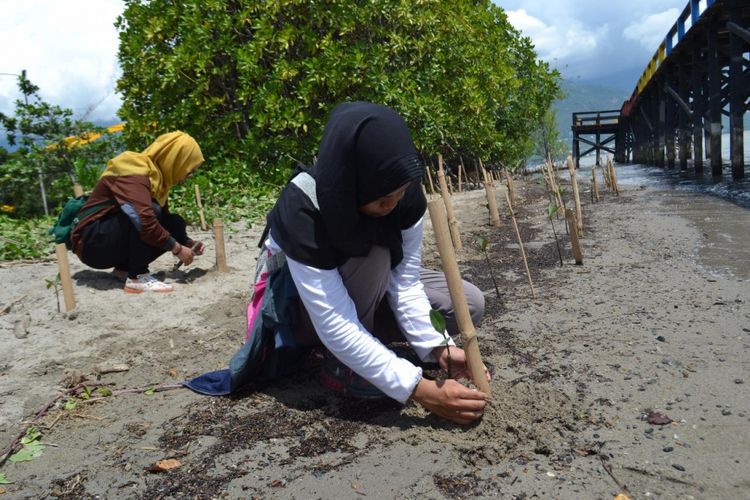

left=546, top=160, right=563, bottom=210
left=73, top=184, right=84, bottom=198
left=504, top=169, right=515, bottom=206
left=458, top=157, right=464, bottom=192
left=609, top=158, right=620, bottom=195
left=565, top=208, right=583, bottom=265
left=480, top=159, right=501, bottom=227
left=437, top=155, right=461, bottom=251
left=592, top=166, right=600, bottom=203
left=55, top=243, right=76, bottom=311
left=566, top=156, right=584, bottom=237
left=426, top=199, right=490, bottom=395
left=425, top=165, right=435, bottom=194
left=213, top=219, right=228, bottom=272
left=448, top=174, right=454, bottom=196
left=602, top=161, right=612, bottom=189
left=504, top=190, right=536, bottom=300
left=194, top=185, right=207, bottom=231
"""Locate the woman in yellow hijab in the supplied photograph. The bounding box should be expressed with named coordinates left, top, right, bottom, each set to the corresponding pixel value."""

left=71, top=131, right=205, bottom=293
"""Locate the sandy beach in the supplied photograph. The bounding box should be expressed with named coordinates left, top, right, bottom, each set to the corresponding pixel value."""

left=0, top=170, right=748, bottom=499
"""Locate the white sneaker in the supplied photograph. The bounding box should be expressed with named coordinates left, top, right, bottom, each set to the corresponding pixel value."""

left=124, top=273, right=174, bottom=294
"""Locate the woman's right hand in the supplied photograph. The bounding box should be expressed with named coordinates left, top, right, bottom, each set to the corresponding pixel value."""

left=173, top=243, right=195, bottom=266
left=410, top=378, right=487, bottom=425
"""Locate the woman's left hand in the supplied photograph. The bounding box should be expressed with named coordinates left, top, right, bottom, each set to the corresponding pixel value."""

left=432, top=346, right=491, bottom=382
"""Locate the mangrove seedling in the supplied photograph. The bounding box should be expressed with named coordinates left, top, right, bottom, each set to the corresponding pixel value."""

left=429, top=309, right=452, bottom=379
left=547, top=202, right=564, bottom=266
left=44, top=274, right=61, bottom=313
left=475, top=236, right=501, bottom=298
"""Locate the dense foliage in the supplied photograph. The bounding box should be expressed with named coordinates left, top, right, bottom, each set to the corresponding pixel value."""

left=116, top=0, right=559, bottom=179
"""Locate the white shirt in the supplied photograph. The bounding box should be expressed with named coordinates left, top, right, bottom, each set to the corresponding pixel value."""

left=266, top=217, right=452, bottom=402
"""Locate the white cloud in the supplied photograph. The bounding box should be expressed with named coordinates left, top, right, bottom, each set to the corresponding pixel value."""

left=506, top=9, right=609, bottom=63
left=623, top=8, right=680, bottom=50
left=0, top=0, right=124, bottom=122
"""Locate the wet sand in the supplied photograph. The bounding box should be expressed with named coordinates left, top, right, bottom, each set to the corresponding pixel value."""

left=0, top=171, right=748, bottom=498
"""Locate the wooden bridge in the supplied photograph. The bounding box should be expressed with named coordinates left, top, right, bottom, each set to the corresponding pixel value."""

left=572, top=0, right=749, bottom=180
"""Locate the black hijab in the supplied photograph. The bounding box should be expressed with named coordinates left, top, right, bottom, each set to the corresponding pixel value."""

left=267, top=102, right=425, bottom=269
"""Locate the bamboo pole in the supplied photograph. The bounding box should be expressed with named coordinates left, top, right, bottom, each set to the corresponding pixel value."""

left=504, top=169, right=515, bottom=206
left=565, top=209, right=583, bottom=265
left=566, top=156, right=583, bottom=237
left=213, top=219, right=228, bottom=272
left=73, top=184, right=84, bottom=198
left=426, top=199, right=490, bottom=395
left=504, top=190, right=536, bottom=300
left=546, top=160, right=563, bottom=210
left=602, top=161, right=612, bottom=189
left=437, top=155, right=462, bottom=251
left=591, top=166, right=600, bottom=203
left=457, top=157, right=463, bottom=193
left=480, top=159, right=501, bottom=227
left=194, top=185, right=207, bottom=231
left=609, top=158, right=620, bottom=196
left=425, top=165, right=435, bottom=194
left=55, top=243, right=76, bottom=311
left=448, top=174, right=454, bottom=196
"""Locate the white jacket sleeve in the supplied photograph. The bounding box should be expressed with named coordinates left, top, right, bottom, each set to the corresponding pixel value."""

left=387, top=217, right=455, bottom=362
left=282, top=250, right=422, bottom=403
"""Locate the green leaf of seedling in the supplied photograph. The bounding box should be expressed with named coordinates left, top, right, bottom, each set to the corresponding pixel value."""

left=547, top=202, right=558, bottom=217
left=0, top=472, right=12, bottom=484
left=21, top=427, right=41, bottom=445
left=475, top=236, right=489, bottom=251
left=9, top=443, right=44, bottom=462
left=96, top=387, right=112, bottom=397
left=64, top=398, right=78, bottom=411
left=45, top=278, right=54, bottom=289
left=144, top=388, right=155, bottom=396
left=429, top=309, right=446, bottom=335
left=440, top=337, right=451, bottom=346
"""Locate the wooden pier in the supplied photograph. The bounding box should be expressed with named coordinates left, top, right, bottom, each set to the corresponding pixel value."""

left=573, top=0, right=749, bottom=180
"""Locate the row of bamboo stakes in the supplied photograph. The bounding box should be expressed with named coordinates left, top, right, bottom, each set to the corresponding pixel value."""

left=55, top=184, right=228, bottom=313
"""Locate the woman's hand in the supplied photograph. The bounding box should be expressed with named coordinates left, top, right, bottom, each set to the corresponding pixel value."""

left=410, top=377, right=486, bottom=425
left=173, top=243, right=195, bottom=265
left=432, top=346, right=491, bottom=383
left=185, top=239, right=205, bottom=255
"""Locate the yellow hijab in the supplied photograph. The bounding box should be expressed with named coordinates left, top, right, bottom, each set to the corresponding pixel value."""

left=101, top=131, right=204, bottom=205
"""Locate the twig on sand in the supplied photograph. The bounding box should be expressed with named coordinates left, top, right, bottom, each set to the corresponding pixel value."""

left=1, top=294, right=27, bottom=315
left=600, top=454, right=630, bottom=495
left=0, top=382, right=184, bottom=466
left=0, top=382, right=102, bottom=466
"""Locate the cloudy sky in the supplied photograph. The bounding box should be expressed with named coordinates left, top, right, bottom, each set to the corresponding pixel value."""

left=0, top=0, right=690, bottom=123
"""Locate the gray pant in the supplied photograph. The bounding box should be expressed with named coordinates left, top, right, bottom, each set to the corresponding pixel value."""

left=294, top=246, right=485, bottom=346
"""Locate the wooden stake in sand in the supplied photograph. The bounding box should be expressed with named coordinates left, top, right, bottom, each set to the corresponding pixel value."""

left=426, top=199, right=491, bottom=395
left=54, top=243, right=76, bottom=311
left=73, top=183, right=84, bottom=198
left=608, top=158, right=620, bottom=196
left=504, top=190, right=536, bottom=300
left=504, top=169, right=516, bottom=206
left=480, top=159, right=501, bottom=227
left=591, top=166, right=600, bottom=203
left=566, top=156, right=584, bottom=237
left=546, top=159, right=564, bottom=211
left=212, top=219, right=228, bottom=272
left=565, top=208, right=583, bottom=265
left=194, top=185, right=207, bottom=231
left=458, top=157, right=464, bottom=193
left=437, top=155, right=462, bottom=251
left=425, top=165, right=435, bottom=194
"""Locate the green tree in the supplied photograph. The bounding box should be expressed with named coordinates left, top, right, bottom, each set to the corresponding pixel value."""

left=533, top=107, right=569, bottom=163
left=116, top=0, right=559, bottom=179
left=0, top=73, right=125, bottom=217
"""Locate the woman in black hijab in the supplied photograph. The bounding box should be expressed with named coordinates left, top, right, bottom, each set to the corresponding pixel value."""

left=247, top=102, right=487, bottom=424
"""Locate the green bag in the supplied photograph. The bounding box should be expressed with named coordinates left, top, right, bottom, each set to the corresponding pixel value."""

left=48, top=196, right=114, bottom=250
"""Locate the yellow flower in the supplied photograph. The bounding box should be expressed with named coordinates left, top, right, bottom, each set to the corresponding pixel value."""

left=0, top=204, right=14, bottom=213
